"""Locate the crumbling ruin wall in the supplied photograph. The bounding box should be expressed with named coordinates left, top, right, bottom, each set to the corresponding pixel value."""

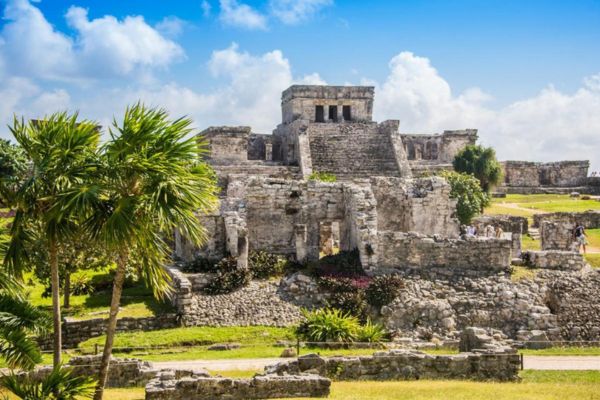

left=534, top=210, right=600, bottom=228
left=266, top=349, right=520, bottom=382
left=523, top=250, right=587, bottom=271
left=146, top=372, right=331, bottom=400
left=539, top=221, right=575, bottom=251
left=248, top=133, right=273, bottom=160
left=401, top=130, right=477, bottom=163
left=502, top=161, right=589, bottom=188
left=202, top=126, right=251, bottom=163
left=472, top=215, right=527, bottom=255
left=370, top=176, right=459, bottom=237
left=376, top=232, right=511, bottom=273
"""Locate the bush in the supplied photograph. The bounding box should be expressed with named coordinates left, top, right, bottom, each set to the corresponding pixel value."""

left=202, top=257, right=252, bottom=295
left=248, top=251, right=286, bottom=279
left=453, top=144, right=503, bottom=192
left=71, top=275, right=94, bottom=296
left=440, top=170, right=490, bottom=225
left=356, top=319, right=387, bottom=343
left=311, top=249, right=365, bottom=278
left=308, top=171, right=337, bottom=183
left=181, top=257, right=219, bottom=273
left=365, top=275, right=404, bottom=308
left=327, top=291, right=368, bottom=321
left=295, top=308, right=359, bottom=343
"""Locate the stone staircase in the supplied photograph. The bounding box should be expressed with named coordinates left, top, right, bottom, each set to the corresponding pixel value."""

left=308, top=123, right=400, bottom=180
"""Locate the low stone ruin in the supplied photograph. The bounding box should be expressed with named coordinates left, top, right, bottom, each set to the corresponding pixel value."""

left=145, top=371, right=331, bottom=400
left=265, top=348, right=520, bottom=382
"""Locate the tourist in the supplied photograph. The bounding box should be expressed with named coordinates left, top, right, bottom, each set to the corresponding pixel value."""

left=495, top=226, right=504, bottom=238
left=573, top=222, right=587, bottom=254
left=466, top=225, right=477, bottom=237
left=485, top=224, right=495, bottom=237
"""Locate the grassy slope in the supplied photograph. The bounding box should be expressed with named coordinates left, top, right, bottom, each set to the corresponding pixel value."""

left=24, top=269, right=173, bottom=320
left=96, top=371, right=600, bottom=400
left=485, top=194, right=600, bottom=220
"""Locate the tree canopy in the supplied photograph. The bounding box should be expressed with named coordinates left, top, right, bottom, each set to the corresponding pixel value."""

left=453, top=145, right=503, bottom=192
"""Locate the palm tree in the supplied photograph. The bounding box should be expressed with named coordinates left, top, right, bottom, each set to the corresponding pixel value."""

left=63, top=104, right=217, bottom=400
left=4, top=113, right=100, bottom=367
left=0, top=364, right=95, bottom=399
left=0, top=271, right=51, bottom=371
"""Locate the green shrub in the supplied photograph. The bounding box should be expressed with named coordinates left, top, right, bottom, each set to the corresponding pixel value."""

left=440, top=170, right=490, bottom=225
left=311, top=249, right=364, bottom=278
left=248, top=251, right=286, bottom=279
left=453, top=144, right=503, bottom=192
left=327, top=291, right=368, bottom=321
left=71, top=275, right=94, bottom=296
left=356, top=319, right=387, bottom=343
left=202, top=257, right=252, bottom=295
left=365, top=275, right=404, bottom=308
left=308, top=171, right=337, bottom=183
left=295, top=308, right=359, bottom=343
left=181, top=257, right=219, bottom=273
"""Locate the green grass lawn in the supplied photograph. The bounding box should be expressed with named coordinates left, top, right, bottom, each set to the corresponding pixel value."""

left=485, top=194, right=600, bottom=221
left=23, top=268, right=173, bottom=320
left=521, top=234, right=541, bottom=251
left=90, top=370, right=600, bottom=400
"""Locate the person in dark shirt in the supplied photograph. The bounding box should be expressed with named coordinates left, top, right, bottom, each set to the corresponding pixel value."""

left=573, top=222, right=587, bottom=254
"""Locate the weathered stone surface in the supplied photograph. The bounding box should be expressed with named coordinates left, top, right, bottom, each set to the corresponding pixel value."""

left=522, top=250, right=587, bottom=271
left=266, top=348, right=520, bottom=382
left=145, top=372, right=331, bottom=400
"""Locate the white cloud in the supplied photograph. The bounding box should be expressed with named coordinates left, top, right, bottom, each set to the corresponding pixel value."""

left=269, top=0, right=332, bottom=24
left=155, top=16, right=187, bottom=38
left=0, top=0, right=184, bottom=82
left=371, top=51, right=600, bottom=172
left=219, top=0, right=267, bottom=30
left=201, top=0, right=212, bottom=17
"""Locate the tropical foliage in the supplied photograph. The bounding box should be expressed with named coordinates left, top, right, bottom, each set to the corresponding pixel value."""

left=440, top=171, right=490, bottom=225
left=0, top=365, right=95, bottom=400
left=295, top=308, right=360, bottom=343
left=308, top=171, right=337, bottom=182
left=453, top=144, right=503, bottom=192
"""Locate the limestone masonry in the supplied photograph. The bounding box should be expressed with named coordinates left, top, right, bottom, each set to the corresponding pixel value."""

left=164, top=85, right=600, bottom=343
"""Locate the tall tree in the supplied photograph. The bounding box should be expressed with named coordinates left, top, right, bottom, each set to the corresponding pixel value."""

left=3, top=113, right=100, bottom=367
left=453, top=145, right=503, bottom=192
left=59, top=104, right=217, bottom=400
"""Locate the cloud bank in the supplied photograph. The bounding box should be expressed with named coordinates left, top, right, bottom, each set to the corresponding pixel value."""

left=0, top=0, right=598, bottom=171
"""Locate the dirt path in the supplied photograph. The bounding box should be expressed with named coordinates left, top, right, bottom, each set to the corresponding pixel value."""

left=152, top=356, right=600, bottom=371
left=494, top=202, right=545, bottom=214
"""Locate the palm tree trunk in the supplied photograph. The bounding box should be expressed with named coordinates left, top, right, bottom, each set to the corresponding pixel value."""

left=50, top=240, right=62, bottom=367
left=93, top=250, right=128, bottom=400
left=64, top=271, right=71, bottom=309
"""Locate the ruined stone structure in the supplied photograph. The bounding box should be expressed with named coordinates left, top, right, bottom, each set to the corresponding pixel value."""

left=165, top=85, right=600, bottom=344
left=535, top=211, right=600, bottom=251
left=500, top=160, right=593, bottom=194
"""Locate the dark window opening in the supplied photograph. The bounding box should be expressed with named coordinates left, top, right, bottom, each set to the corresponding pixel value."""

left=342, top=105, right=351, bottom=121
left=328, top=105, right=338, bottom=122
left=315, top=105, right=325, bottom=122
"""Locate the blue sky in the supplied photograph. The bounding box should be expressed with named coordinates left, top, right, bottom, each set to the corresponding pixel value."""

left=1, top=0, right=599, bottom=169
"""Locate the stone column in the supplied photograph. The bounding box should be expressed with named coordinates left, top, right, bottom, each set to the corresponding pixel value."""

left=265, top=143, right=273, bottom=161
left=237, top=229, right=249, bottom=269
left=295, top=224, right=308, bottom=262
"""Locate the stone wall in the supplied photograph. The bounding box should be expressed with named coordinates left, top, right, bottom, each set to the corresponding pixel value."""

left=202, top=126, right=251, bottom=163
left=376, top=232, right=512, bottom=274
left=502, top=160, right=589, bottom=188
left=400, top=130, right=477, bottom=163
left=539, top=221, right=575, bottom=250
left=32, top=356, right=156, bottom=388
left=266, top=349, right=520, bottom=382
left=146, top=371, right=331, bottom=400
left=248, top=133, right=273, bottom=161
left=533, top=210, right=600, bottom=228
left=39, top=314, right=178, bottom=350
left=472, top=215, right=527, bottom=255
left=522, top=250, right=587, bottom=271
left=370, top=176, right=459, bottom=237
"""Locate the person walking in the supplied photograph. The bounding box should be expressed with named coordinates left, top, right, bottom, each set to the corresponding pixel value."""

left=573, top=222, right=587, bottom=254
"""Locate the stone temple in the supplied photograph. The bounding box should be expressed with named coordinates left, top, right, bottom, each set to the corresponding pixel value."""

left=164, top=85, right=600, bottom=345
